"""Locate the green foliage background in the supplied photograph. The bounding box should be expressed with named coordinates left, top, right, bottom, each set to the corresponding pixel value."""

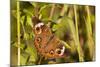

left=11, top=1, right=95, bottom=66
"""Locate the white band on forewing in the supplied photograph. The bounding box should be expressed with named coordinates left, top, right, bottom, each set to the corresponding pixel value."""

left=59, top=46, right=65, bottom=56
left=35, top=22, right=44, bottom=28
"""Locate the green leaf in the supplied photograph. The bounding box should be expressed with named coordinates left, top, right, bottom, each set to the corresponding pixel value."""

left=20, top=53, right=29, bottom=65
left=39, top=4, right=51, bottom=20
left=25, top=45, right=38, bottom=62
left=26, top=15, right=33, bottom=27
left=24, top=33, right=29, bottom=40
left=29, top=55, right=36, bottom=62
left=39, top=4, right=61, bottom=22
left=54, top=16, right=77, bottom=53
left=54, top=16, right=75, bottom=40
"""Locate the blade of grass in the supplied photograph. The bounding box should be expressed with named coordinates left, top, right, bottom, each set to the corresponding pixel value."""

left=57, top=4, right=68, bottom=24
left=61, top=40, right=71, bottom=49
left=74, top=5, right=84, bottom=62
left=47, top=4, right=56, bottom=27
left=85, top=6, right=95, bottom=60
left=34, top=3, right=39, bottom=18
left=49, top=4, right=56, bottom=19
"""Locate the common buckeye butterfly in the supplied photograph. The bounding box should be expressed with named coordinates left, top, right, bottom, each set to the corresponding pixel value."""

left=32, top=16, right=67, bottom=58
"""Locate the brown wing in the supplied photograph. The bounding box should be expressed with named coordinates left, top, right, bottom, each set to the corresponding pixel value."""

left=43, top=35, right=65, bottom=58
left=34, top=22, right=52, bottom=54
left=34, top=23, right=66, bottom=58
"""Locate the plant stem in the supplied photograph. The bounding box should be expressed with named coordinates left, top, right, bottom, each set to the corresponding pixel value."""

left=85, top=6, right=95, bottom=60
left=37, top=56, right=44, bottom=64
left=17, top=0, right=20, bottom=65
left=74, top=5, right=84, bottom=62
left=57, top=4, right=68, bottom=24
left=47, top=4, right=56, bottom=27
left=49, top=4, right=56, bottom=19
left=34, top=3, right=39, bottom=18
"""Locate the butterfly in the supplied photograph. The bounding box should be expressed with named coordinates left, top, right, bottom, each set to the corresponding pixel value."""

left=32, top=16, right=69, bottom=58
